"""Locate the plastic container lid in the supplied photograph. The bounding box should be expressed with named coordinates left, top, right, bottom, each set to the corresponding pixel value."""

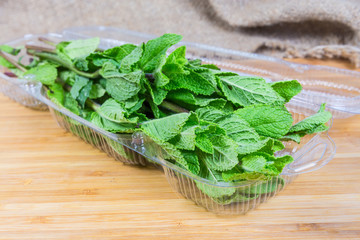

left=62, top=26, right=360, bottom=119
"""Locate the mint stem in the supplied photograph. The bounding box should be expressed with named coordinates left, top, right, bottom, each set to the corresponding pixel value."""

left=0, top=50, right=26, bottom=72
left=25, top=44, right=55, bottom=53
left=27, top=50, right=100, bottom=79
left=159, top=100, right=189, bottom=113
left=86, top=99, right=100, bottom=111
left=38, top=37, right=56, bottom=47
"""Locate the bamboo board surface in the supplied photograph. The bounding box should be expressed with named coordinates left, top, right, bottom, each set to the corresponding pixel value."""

left=0, top=59, right=359, bottom=239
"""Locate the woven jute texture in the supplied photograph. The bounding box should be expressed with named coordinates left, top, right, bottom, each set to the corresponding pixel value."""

left=1, top=0, right=360, bottom=66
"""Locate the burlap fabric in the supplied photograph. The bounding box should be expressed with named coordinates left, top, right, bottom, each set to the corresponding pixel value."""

left=1, top=0, right=360, bottom=66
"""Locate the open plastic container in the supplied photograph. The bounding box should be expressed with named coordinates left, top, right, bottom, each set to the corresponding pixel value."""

left=2, top=28, right=337, bottom=214
left=0, top=34, right=66, bottom=111
left=63, top=26, right=360, bottom=119
left=30, top=83, right=335, bottom=215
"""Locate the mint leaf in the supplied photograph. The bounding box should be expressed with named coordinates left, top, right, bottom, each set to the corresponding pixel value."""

left=195, top=124, right=225, bottom=154
left=195, top=107, right=225, bottom=123
left=271, top=80, right=302, bottom=102
left=47, top=83, right=65, bottom=105
left=63, top=92, right=81, bottom=115
left=97, top=98, right=136, bottom=124
left=70, top=75, right=89, bottom=99
left=164, top=69, right=216, bottom=95
left=241, top=154, right=267, bottom=172
left=0, top=45, right=21, bottom=68
left=64, top=37, right=100, bottom=59
left=281, top=133, right=302, bottom=143
left=24, top=63, right=57, bottom=85
left=289, top=103, right=331, bottom=134
left=91, top=112, right=135, bottom=133
left=89, top=83, right=106, bottom=99
left=120, top=44, right=143, bottom=73
left=77, top=81, right=92, bottom=108
left=236, top=105, right=293, bottom=139
left=217, top=74, right=285, bottom=106
left=198, top=134, right=239, bottom=171
left=140, top=33, right=182, bottom=72
left=216, top=114, right=267, bottom=155
left=100, top=62, right=142, bottom=101
left=169, top=113, right=199, bottom=151
left=141, top=113, right=190, bottom=141
left=102, top=44, right=137, bottom=61
left=0, top=45, right=20, bottom=55
left=144, top=79, right=168, bottom=105
left=167, top=90, right=226, bottom=110
left=181, top=150, right=200, bottom=175
left=273, top=139, right=285, bottom=152
left=196, top=160, right=236, bottom=198
left=59, top=70, right=76, bottom=86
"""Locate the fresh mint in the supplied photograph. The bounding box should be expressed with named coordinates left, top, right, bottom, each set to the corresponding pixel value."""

left=1, top=33, right=332, bottom=205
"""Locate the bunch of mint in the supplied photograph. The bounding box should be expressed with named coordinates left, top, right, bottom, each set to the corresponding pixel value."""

left=0, top=34, right=331, bottom=201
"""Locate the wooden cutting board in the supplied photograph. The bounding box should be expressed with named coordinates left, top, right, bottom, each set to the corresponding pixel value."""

left=0, top=60, right=359, bottom=239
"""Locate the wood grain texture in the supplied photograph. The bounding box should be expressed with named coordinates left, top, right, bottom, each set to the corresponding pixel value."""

left=0, top=60, right=360, bottom=240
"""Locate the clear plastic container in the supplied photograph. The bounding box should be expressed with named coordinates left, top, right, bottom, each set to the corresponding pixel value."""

left=0, top=33, right=65, bottom=111
left=1, top=28, right=337, bottom=214
left=29, top=84, right=335, bottom=215
left=63, top=26, right=360, bottom=119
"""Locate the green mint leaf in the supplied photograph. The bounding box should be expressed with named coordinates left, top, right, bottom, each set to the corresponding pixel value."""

left=281, top=133, right=302, bottom=143
left=289, top=103, right=331, bottom=134
left=167, top=90, right=226, bottom=110
left=217, top=74, right=285, bottom=106
left=77, top=81, right=92, bottom=108
left=198, top=134, right=239, bottom=171
left=24, top=63, right=57, bottom=86
left=222, top=168, right=268, bottom=182
left=70, top=75, right=89, bottom=99
left=141, top=112, right=190, bottom=141
left=73, top=57, right=89, bottom=71
left=125, top=97, right=145, bottom=114
left=165, top=46, right=188, bottom=66
left=0, top=45, right=21, bottom=68
left=194, top=124, right=225, bottom=154
left=0, top=45, right=21, bottom=55
left=216, top=114, right=268, bottom=155
left=91, top=112, right=135, bottom=133
left=169, top=114, right=199, bottom=151
left=181, top=150, right=200, bottom=175
left=195, top=107, right=225, bottom=123
left=59, top=70, right=76, bottom=86
left=144, top=79, right=168, bottom=105
left=100, top=62, right=142, bottom=101
left=196, top=160, right=236, bottom=198
left=63, top=37, right=100, bottom=59
left=140, top=33, right=182, bottom=72
left=273, top=139, right=285, bottom=152
left=102, top=44, right=137, bottom=61
left=273, top=155, right=294, bottom=173
left=0, top=56, right=15, bottom=68
left=97, top=98, right=136, bottom=124
left=236, top=105, right=293, bottom=139
left=64, top=92, right=81, bottom=115
left=169, top=126, right=197, bottom=150
left=164, top=68, right=216, bottom=95
left=271, top=80, right=302, bottom=102
left=120, top=44, right=143, bottom=73
left=89, top=83, right=106, bottom=99
left=241, top=154, right=267, bottom=172
left=56, top=42, right=73, bottom=65
left=47, top=83, right=65, bottom=105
